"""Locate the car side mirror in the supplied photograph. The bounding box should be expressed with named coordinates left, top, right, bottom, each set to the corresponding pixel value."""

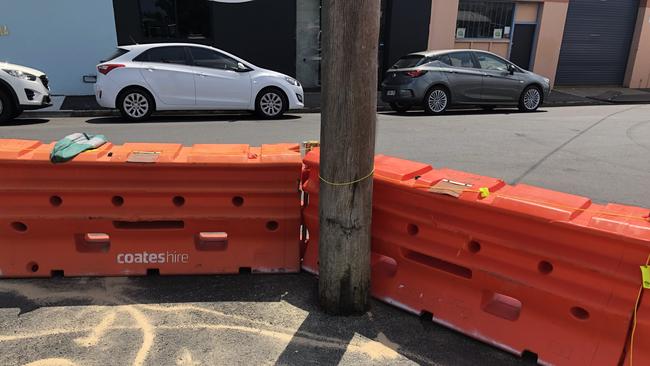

left=235, top=62, right=251, bottom=72
left=508, top=64, right=515, bottom=75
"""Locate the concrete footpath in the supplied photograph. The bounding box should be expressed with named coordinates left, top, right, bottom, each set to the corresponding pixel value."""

left=26, top=87, right=650, bottom=118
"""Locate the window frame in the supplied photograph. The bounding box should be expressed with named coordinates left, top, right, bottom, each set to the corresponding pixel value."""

left=455, top=0, right=515, bottom=40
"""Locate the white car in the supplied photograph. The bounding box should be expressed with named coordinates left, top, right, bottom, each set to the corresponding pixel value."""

left=0, top=62, right=52, bottom=123
left=95, top=43, right=304, bottom=121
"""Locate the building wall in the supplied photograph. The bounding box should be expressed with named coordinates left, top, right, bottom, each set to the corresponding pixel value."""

left=428, top=0, right=458, bottom=50
left=530, top=0, right=569, bottom=87
left=625, top=1, right=650, bottom=88
left=0, top=0, right=118, bottom=95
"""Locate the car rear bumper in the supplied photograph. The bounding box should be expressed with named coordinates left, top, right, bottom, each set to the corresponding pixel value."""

left=381, top=87, right=423, bottom=105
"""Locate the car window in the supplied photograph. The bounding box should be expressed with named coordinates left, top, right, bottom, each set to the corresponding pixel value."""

left=189, top=47, right=240, bottom=70
left=392, top=55, right=424, bottom=69
left=134, top=47, right=188, bottom=65
left=439, top=54, right=452, bottom=66
left=475, top=53, right=509, bottom=72
left=101, top=48, right=128, bottom=62
left=448, top=52, right=475, bottom=68
left=419, top=56, right=439, bottom=66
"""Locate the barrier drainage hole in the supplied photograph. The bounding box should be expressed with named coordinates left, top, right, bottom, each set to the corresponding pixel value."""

left=173, top=196, right=185, bottom=207
left=521, top=351, right=538, bottom=363
left=51, top=270, right=64, bottom=278
left=112, top=196, right=124, bottom=207
left=27, top=262, right=39, bottom=273
left=419, top=311, right=433, bottom=322
left=11, top=222, right=28, bottom=233
left=538, top=261, right=554, bottom=275
left=50, top=196, right=63, bottom=207
left=570, top=306, right=590, bottom=320
left=266, top=221, right=279, bottom=231
left=468, top=241, right=481, bottom=254
left=239, top=267, right=252, bottom=274
left=232, top=196, right=244, bottom=207
left=407, top=224, right=419, bottom=236
left=147, top=269, right=160, bottom=276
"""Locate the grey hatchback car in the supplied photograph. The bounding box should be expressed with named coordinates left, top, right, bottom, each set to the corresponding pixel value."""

left=381, top=49, right=551, bottom=114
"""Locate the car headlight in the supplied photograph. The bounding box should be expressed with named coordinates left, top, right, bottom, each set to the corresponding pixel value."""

left=285, top=76, right=301, bottom=87
left=2, top=69, right=37, bottom=81
left=543, top=77, right=550, bottom=85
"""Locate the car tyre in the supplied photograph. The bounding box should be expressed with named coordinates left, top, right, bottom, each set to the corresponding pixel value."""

left=11, top=108, right=24, bottom=119
left=0, top=89, right=16, bottom=124
left=118, top=88, right=155, bottom=122
left=256, top=88, right=287, bottom=119
left=519, top=86, right=543, bottom=112
left=390, top=102, right=411, bottom=114
left=424, top=86, right=449, bottom=115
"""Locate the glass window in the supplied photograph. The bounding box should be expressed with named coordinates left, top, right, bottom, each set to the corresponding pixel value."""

left=139, top=0, right=210, bottom=40
left=448, top=52, right=476, bottom=68
left=456, top=1, right=514, bottom=39
left=439, top=54, right=453, bottom=66
left=392, top=55, right=425, bottom=69
left=475, top=52, right=509, bottom=71
left=102, top=48, right=129, bottom=62
left=135, top=47, right=188, bottom=65
left=189, top=47, right=240, bottom=70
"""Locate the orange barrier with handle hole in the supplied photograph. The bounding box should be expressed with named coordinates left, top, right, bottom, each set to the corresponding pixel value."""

left=0, top=139, right=302, bottom=277
left=302, top=148, right=650, bottom=366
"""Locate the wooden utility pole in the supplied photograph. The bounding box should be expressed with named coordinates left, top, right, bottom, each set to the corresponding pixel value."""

left=319, top=0, right=380, bottom=315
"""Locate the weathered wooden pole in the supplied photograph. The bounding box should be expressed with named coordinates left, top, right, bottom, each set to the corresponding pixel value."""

left=319, top=0, right=380, bottom=315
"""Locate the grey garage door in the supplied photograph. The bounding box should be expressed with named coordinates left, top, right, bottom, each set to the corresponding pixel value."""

left=555, top=0, right=639, bottom=86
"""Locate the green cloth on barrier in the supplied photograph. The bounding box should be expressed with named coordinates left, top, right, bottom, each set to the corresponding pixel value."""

left=50, top=133, right=108, bottom=163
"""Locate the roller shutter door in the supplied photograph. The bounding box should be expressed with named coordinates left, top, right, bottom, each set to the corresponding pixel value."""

left=555, top=0, right=639, bottom=85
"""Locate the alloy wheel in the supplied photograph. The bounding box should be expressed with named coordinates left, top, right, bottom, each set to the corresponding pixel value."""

left=123, top=93, right=149, bottom=119
left=523, top=88, right=541, bottom=110
left=260, top=92, right=283, bottom=117
left=428, top=89, right=448, bottom=113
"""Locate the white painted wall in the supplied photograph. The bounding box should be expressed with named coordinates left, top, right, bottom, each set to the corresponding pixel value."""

left=0, top=0, right=118, bottom=95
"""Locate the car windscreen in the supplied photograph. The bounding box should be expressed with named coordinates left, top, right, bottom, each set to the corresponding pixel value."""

left=101, top=48, right=128, bottom=63
left=392, top=55, right=424, bottom=69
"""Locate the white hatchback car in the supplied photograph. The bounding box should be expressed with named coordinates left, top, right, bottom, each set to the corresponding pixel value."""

left=95, top=43, right=304, bottom=121
left=0, top=62, right=51, bottom=123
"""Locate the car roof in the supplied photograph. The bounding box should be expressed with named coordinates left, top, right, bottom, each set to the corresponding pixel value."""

left=119, top=43, right=217, bottom=51
left=407, top=49, right=498, bottom=58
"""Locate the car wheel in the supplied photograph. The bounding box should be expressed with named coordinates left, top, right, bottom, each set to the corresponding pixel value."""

left=118, top=88, right=154, bottom=122
left=390, top=102, right=411, bottom=114
left=519, top=86, right=542, bottom=112
left=256, top=88, right=287, bottom=119
left=0, top=89, right=16, bottom=124
left=424, top=87, right=449, bottom=115
left=11, top=108, right=24, bottom=119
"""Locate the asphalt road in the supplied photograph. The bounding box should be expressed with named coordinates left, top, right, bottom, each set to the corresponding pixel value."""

left=0, top=105, right=649, bottom=366
left=3, top=104, right=650, bottom=207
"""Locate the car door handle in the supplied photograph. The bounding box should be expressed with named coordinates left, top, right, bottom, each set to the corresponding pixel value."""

left=146, top=68, right=156, bottom=72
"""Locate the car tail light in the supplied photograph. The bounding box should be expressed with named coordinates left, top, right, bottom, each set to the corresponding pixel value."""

left=97, top=64, right=125, bottom=75
left=405, top=70, right=427, bottom=78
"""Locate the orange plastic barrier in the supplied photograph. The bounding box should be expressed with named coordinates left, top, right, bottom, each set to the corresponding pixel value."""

left=302, top=148, right=650, bottom=366
left=0, top=139, right=302, bottom=277
left=625, top=290, right=650, bottom=365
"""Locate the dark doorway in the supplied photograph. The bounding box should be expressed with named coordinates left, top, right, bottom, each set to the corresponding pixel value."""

left=510, top=24, right=536, bottom=70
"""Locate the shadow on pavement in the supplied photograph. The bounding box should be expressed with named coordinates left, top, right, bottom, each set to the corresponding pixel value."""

left=0, top=273, right=537, bottom=366
left=381, top=108, right=548, bottom=117
left=1, top=118, right=50, bottom=126
left=84, top=114, right=302, bottom=124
